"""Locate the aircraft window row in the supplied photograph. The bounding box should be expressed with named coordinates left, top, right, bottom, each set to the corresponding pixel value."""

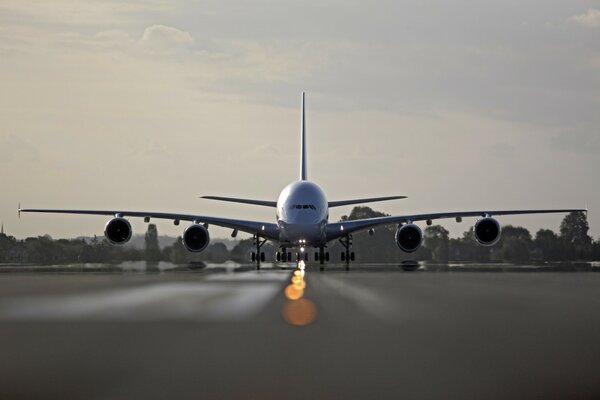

left=291, top=204, right=317, bottom=210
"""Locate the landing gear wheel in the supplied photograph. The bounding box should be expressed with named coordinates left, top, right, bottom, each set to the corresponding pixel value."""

left=350, top=252, right=355, bottom=262
left=253, top=235, right=267, bottom=270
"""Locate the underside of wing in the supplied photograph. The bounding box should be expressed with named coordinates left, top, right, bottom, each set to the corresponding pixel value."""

left=18, top=208, right=280, bottom=240
left=201, top=196, right=277, bottom=207
left=328, top=196, right=407, bottom=208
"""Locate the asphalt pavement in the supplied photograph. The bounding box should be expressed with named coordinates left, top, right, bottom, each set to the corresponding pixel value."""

left=0, top=262, right=599, bottom=400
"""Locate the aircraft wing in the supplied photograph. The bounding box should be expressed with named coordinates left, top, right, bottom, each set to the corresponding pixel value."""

left=328, top=196, right=407, bottom=208
left=326, top=208, right=586, bottom=241
left=201, top=196, right=277, bottom=207
left=19, top=208, right=280, bottom=240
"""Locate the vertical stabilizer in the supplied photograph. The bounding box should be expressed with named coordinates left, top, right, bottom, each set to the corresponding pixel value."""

left=300, top=92, right=307, bottom=181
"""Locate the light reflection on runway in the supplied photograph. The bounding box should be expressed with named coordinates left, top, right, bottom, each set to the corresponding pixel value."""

left=281, top=260, right=317, bottom=326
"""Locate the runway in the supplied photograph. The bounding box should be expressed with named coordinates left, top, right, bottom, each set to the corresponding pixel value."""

left=0, top=262, right=599, bottom=399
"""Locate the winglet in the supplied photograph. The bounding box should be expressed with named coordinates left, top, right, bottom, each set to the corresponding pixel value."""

left=300, top=91, right=307, bottom=181
left=18, top=202, right=21, bottom=219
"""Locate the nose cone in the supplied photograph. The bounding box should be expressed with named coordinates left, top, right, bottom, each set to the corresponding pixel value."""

left=277, top=181, right=328, bottom=223
left=277, top=181, right=328, bottom=245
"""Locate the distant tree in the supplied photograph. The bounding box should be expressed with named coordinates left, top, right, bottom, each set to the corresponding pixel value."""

left=339, top=206, right=399, bottom=262
left=494, top=225, right=532, bottom=263
left=145, top=224, right=161, bottom=261
left=230, top=238, right=254, bottom=263
left=341, top=206, right=388, bottom=221
left=534, top=229, right=562, bottom=261
left=206, top=243, right=230, bottom=263
left=560, top=212, right=592, bottom=245
left=424, top=225, right=450, bottom=262
left=593, top=239, right=600, bottom=261
left=560, top=211, right=592, bottom=259
left=449, top=227, right=493, bottom=262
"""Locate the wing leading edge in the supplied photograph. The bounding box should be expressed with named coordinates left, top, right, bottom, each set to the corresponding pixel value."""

left=201, top=196, right=277, bottom=207
left=18, top=208, right=279, bottom=240
left=325, top=208, right=587, bottom=241
left=328, top=196, right=407, bottom=208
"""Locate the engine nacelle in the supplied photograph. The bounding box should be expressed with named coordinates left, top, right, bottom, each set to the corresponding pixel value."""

left=104, top=217, right=132, bottom=245
left=182, top=224, right=210, bottom=252
left=395, top=224, right=423, bottom=253
left=474, top=217, right=501, bottom=246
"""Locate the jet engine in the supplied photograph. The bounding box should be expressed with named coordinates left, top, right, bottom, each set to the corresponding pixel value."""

left=182, top=224, right=210, bottom=252
left=474, top=217, right=501, bottom=246
left=395, top=224, right=423, bottom=253
left=104, top=217, right=132, bottom=245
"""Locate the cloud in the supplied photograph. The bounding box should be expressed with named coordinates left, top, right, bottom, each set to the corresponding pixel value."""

left=141, top=24, right=194, bottom=49
left=0, top=0, right=174, bottom=26
left=569, top=9, right=600, bottom=28
left=0, top=135, right=38, bottom=163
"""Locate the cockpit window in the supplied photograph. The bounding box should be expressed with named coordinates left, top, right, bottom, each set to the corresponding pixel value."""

left=290, top=204, right=317, bottom=210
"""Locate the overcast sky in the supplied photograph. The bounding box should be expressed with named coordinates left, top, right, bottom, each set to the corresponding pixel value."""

left=1, top=0, right=599, bottom=241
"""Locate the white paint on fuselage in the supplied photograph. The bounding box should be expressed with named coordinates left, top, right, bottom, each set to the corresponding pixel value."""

left=276, top=181, right=328, bottom=247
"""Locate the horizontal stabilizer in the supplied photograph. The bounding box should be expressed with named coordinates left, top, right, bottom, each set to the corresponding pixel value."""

left=201, top=196, right=277, bottom=207
left=328, top=196, right=407, bottom=208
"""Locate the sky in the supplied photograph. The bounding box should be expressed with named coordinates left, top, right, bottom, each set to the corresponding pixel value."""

left=0, top=0, right=599, bottom=241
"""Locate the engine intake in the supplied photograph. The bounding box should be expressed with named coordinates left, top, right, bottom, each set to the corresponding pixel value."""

left=474, top=217, right=501, bottom=246
left=182, top=224, right=210, bottom=252
left=395, top=224, right=423, bottom=253
left=104, top=217, right=132, bottom=245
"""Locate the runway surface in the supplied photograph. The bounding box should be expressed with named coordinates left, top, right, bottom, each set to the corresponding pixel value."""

left=0, top=262, right=599, bottom=400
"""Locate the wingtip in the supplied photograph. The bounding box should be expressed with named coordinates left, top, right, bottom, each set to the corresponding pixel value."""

left=18, top=202, right=21, bottom=219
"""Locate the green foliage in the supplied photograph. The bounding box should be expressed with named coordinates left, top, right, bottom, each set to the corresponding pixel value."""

left=145, top=224, right=161, bottom=262
left=560, top=211, right=593, bottom=259
left=424, top=225, right=450, bottom=262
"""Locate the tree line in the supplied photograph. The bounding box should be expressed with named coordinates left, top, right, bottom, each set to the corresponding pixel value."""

left=0, top=209, right=597, bottom=264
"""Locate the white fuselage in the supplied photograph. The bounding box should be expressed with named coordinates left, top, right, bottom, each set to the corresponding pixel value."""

left=276, top=181, right=329, bottom=247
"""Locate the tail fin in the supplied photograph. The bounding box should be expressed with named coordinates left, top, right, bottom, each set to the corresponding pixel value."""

left=300, top=92, right=307, bottom=181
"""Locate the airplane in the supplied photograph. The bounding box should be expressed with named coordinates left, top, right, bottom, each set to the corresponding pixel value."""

left=19, top=93, right=586, bottom=270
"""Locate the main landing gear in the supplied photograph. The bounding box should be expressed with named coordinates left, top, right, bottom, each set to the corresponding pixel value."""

left=250, top=234, right=267, bottom=270
left=339, top=234, right=355, bottom=271
left=276, top=248, right=293, bottom=263
left=315, top=247, right=330, bottom=271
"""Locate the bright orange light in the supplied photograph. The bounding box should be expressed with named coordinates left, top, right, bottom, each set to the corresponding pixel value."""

left=293, top=270, right=302, bottom=277
left=291, top=275, right=303, bottom=284
left=284, top=284, right=304, bottom=300
left=293, top=280, right=306, bottom=290
left=282, top=299, right=317, bottom=326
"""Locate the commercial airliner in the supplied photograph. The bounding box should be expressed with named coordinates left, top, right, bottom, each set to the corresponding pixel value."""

left=19, top=93, right=585, bottom=269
